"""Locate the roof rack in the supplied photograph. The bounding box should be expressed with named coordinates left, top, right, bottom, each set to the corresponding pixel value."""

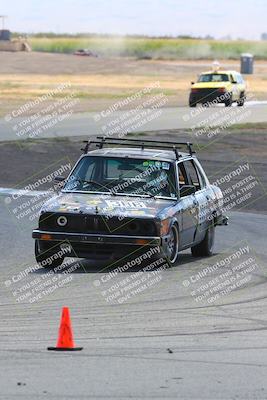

left=81, top=136, right=195, bottom=160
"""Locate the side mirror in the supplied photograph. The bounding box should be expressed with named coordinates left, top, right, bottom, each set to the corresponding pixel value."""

left=180, top=185, right=196, bottom=197
left=232, top=80, right=237, bottom=84
left=54, top=176, right=66, bottom=182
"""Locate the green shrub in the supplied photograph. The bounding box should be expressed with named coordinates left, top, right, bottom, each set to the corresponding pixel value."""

left=28, top=37, right=267, bottom=59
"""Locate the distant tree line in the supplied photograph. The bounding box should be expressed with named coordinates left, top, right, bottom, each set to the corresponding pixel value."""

left=11, top=32, right=215, bottom=40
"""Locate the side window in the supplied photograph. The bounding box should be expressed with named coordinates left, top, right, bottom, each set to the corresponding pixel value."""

left=177, top=162, right=189, bottom=188
left=184, top=160, right=202, bottom=191
left=194, top=162, right=206, bottom=188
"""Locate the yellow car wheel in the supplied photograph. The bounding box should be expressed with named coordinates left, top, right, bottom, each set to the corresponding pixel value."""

left=225, top=93, right=233, bottom=107
left=237, top=92, right=245, bottom=107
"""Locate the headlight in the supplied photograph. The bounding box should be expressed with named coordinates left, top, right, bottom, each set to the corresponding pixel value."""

left=57, top=216, right=68, bottom=227
left=160, top=218, right=170, bottom=235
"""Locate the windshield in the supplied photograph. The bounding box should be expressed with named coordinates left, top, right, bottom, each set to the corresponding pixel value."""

left=63, top=156, right=177, bottom=199
left=198, top=73, right=229, bottom=82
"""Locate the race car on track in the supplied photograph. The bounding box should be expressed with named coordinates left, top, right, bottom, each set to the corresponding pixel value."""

left=189, top=70, right=246, bottom=107
left=32, top=137, right=228, bottom=267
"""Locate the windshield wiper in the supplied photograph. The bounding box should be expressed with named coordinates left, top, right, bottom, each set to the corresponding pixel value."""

left=138, top=191, right=156, bottom=198
left=111, top=191, right=156, bottom=198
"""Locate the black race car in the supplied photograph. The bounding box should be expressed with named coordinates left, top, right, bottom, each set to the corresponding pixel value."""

left=32, top=137, right=228, bottom=267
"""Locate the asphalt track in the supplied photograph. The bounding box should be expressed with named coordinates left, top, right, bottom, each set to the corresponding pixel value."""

left=0, top=190, right=267, bottom=399
left=1, top=101, right=267, bottom=141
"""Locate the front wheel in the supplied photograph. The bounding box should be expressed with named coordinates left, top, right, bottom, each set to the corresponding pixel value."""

left=191, top=224, right=215, bottom=257
left=189, top=96, right=197, bottom=107
left=35, top=240, right=64, bottom=269
left=224, top=94, right=233, bottom=107
left=164, top=224, right=179, bottom=265
left=189, top=101, right=197, bottom=107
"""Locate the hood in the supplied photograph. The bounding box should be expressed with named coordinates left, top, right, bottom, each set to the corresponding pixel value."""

left=42, top=192, right=176, bottom=219
left=192, top=82, right=232, bottom=89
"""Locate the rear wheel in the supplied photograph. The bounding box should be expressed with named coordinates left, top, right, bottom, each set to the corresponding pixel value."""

left=191, top=224, right=215, bottom=257
left=237, top=93, right=245, bottom=106
left=164, top=224, right=179, bottom=265
left=35, top=240, right=64, bottom=269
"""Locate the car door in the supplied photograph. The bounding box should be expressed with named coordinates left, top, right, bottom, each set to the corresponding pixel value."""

left=176, top=160, right=198, bottom=247
left=230, top=73, right=240, bottom=101
left=236, top=73, right=246, bottom=96
left=184, top=159, right=213, bottom=244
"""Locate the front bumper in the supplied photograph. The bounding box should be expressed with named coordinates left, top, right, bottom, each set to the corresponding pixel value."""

left=32, top=229, right=161, bottom=247
left=190, top=90, right=230, bottom=104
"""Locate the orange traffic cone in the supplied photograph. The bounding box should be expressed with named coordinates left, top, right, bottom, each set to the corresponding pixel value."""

left=47, top=307, right=83, bottom=351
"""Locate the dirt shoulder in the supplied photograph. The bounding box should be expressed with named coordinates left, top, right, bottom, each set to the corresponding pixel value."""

left=0, top=52, right=266, bottom=115
left=0, top=53, right=250, bottom=75
left=0, top=129, right=266, bottom=213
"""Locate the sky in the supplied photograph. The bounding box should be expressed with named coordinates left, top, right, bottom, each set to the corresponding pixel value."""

left=1, top=0, right=266, bottom=39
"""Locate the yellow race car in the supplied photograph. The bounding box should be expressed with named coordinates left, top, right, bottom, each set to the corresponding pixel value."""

left=189, top=70, right=246, bottom=107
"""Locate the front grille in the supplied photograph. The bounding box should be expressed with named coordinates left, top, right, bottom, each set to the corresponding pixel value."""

left=39, top=212, right=157, bottom=236
left=193, top=88, right=222, bottom=101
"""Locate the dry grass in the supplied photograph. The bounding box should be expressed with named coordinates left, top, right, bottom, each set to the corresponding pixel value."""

left=0, top=73, right=190, bottom=115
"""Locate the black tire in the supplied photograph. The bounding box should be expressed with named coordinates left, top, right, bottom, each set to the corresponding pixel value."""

left=189, top=96, right=197, bottom=107
left=224, top=94, right=233, bottom=107
left=189, top=102, right=197, bottom=108
left=191, top=224, right=215, bottom=257
left=35, top=240, right=64, bottom=269
left=164, top=224, right=179, bottom=265
left=237, top=93, right=245, bottom=106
